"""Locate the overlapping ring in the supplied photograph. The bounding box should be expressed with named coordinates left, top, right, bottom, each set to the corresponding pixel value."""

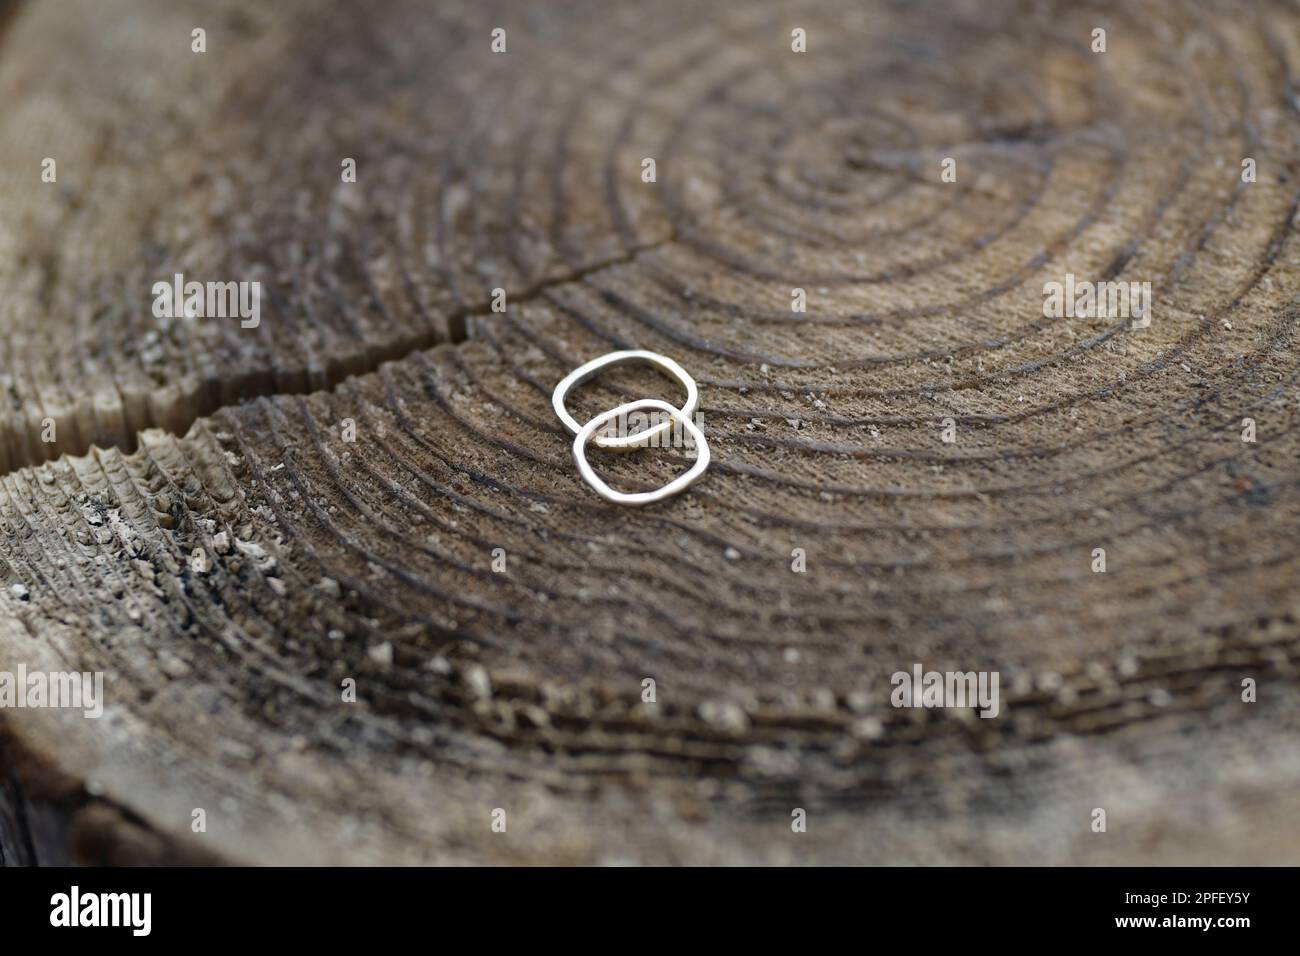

left=552, top=350, right=710, bottom=505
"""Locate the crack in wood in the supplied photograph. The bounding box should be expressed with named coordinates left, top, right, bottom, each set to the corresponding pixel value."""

left=0, top=233, right=674, bottom=479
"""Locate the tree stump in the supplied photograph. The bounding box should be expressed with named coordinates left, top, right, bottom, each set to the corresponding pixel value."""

left=2, top=0, right=1299, bottom=865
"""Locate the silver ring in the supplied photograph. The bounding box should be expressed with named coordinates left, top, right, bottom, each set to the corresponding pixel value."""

left=552, top=350, right=698, bottom=451
left=573, top=399, right=710, bottom=505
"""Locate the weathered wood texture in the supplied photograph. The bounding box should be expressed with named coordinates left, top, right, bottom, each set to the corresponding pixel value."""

left=2, top=0, right=1300, bottom=864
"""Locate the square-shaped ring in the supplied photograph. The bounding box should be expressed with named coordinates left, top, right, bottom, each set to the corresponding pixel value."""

left=573, top=398, right=710, bottom=505
left=553, top=350, right=698, bottom=451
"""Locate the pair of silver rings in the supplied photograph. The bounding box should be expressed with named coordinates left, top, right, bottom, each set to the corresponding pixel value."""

left=552, top=350, right=710, bottom=506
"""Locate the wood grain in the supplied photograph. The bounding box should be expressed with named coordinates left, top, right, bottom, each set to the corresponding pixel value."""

left=2, top=0, right=1299, bottom=864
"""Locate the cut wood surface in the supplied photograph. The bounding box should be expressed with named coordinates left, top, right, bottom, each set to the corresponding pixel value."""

left=2, top=0, right=1300, bottom=864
